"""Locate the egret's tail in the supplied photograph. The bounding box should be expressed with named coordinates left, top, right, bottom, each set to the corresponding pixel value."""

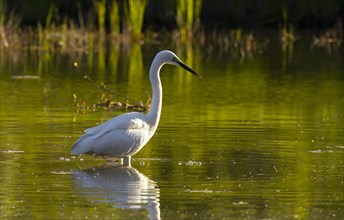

left=70, top=135, right=92, bottom=155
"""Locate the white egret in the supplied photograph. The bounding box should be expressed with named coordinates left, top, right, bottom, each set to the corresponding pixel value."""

left=71, top=50, right=200, bottom=165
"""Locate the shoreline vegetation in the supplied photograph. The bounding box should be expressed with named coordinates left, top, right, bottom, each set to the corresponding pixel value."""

left=1, top=0, right=343, bottom=114
left=1, top=0, right=342, bottom=54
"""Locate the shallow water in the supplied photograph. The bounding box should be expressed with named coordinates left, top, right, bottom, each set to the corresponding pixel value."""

left=1, top=39, right=343, bottom=219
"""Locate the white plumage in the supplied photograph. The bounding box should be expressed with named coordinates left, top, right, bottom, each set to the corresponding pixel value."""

left=71, top=112, right=150, bottom=156
left=71, top=50, right=200, bottom=165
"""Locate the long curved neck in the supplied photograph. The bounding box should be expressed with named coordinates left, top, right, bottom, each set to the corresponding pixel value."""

left=146, top=58, right=163, bottom=132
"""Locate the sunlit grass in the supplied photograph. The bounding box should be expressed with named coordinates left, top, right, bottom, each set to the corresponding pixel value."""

left=0, top=0, right=21, bottom=50
left=280, top=7, right=296, bottom=47
left=176, top=0, right=202, bottom=40
left=93, top=0, right=106, bottom=33
left=0, top=0, right=21, bottom=31
left=109, top=0, right=120, bottom=36
left=124, top=0, right=147, bottom=39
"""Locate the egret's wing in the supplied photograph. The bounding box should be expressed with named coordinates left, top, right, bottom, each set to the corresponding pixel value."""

left=71, top=112, right=147, bottom=155
left=84, top=112, right=145, bottom=138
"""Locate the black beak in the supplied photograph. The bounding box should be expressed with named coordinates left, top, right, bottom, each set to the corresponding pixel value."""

left=176, top=60, right=201, bottom=78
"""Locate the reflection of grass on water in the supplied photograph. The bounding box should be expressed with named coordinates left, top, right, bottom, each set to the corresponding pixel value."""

left=198, top=29, right=264, bottom=62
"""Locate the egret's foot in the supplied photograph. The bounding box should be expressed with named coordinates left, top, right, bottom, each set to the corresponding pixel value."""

left=123, top=156, right=131, bottom=167
left=105, top=157, right=123, bottom=166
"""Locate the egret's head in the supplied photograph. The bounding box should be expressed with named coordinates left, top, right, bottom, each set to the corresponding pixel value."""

left=157, top=50, right=201, bottom=78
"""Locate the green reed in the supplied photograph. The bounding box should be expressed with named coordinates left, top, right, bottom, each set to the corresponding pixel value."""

left=0, top=0, right=21, bottom=31
left=0, top=0, right=22, bottom=50
left=0, top=0, right=4, bottom=25
left=124, top=0, right=147, bottom=38
left=193, top=0, right=202, bottom=31
left=176, top=0, right=202, bottom=38
left=109, top=0, right=120, bottom=36
left=37, top=3, right=56, bottom=58
left=93, top=0, right=106, bottom=33
left=45, top=3, right=54, bottom=30
left=281, top=7, right=296, bottom=45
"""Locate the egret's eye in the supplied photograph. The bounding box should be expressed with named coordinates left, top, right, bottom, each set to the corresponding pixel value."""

left=172, top=56, right=179, bottom=63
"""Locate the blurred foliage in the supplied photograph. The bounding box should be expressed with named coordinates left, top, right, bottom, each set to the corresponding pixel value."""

left=176, top=0, right=202, bottom=40
left=93, top=0, right=106, bottom=33
left=1, top=0, right=342, bottom=60
left=124, top=0, right=147, bottom=38
left=2, top=0, right=343, bottom=28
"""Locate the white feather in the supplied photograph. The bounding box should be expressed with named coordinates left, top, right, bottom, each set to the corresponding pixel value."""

left=71, top=112, right=149, bottom=156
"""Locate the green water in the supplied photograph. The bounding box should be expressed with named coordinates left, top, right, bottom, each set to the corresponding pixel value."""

left=0, top=40, right=343, bottom=219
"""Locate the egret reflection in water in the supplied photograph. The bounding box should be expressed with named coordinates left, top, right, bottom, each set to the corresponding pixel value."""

left=72, top=164, right=160, bottom=220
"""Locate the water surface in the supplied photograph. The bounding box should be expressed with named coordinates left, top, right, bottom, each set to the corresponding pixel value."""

left=1, top=40, right=343, bottom=219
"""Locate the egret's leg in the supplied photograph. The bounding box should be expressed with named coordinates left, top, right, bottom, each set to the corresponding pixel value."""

left=123, top=156, right=131, bottom=167
left=105, top=157, right=123, bottom=165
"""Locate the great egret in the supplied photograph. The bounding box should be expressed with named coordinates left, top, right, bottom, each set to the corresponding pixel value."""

left=71, top=50, right=200, bottom=165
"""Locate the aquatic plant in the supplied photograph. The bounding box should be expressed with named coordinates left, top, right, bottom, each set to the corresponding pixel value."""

left=3, top=0, right=342, bottom=72
left=279, top=6, right=296, bottom=70
left=124, top=0, right=147, bottom=38
left=193, top=0, right=202, bottom=31
left=0, top=1, right=21, bottom=31
left=73, top=67, right=149, bottom=114
left=312, top=20, right=343, bottom=51
left=109, top=0, right=120, bottom=36
left=0, top=0, right=21, bottom=50
left=37, top=4, right=55, bottom=58
left=280, top=7, right=296, bottom=46
left=176, top=0, right=203, bottom=40
left=93, top=0, right=106, bottom=33
left=45, top=3, right=54, bottom=30
left=76, top=3, right=85, bottom=29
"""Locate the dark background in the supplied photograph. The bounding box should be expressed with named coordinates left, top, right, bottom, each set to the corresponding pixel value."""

left=4, top=0, right=344, bottom=30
